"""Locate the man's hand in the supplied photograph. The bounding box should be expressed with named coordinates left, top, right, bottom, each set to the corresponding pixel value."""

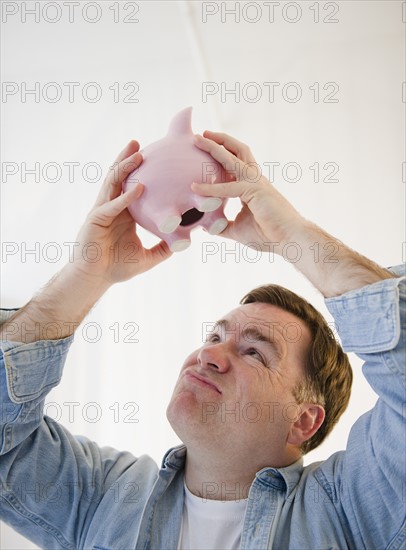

left=192, top=132, right=304, bottom=252
left=73, top=140, right=172, bottom=285
left=193, top=131, right=395, bottom=297
left=0, top=141, right=172, bottom=343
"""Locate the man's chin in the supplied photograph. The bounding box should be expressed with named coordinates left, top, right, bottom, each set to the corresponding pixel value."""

left=166, top=392, right=212, bottom=441
left=166, top=393, right=191, bottom=430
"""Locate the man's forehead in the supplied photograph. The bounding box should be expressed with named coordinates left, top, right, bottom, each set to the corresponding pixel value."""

left=220, top=303, right=299, bottom=328
left=215, top=303, right=310, bottom=349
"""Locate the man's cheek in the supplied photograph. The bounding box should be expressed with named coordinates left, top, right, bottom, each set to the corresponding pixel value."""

left=181, top=350, right=200, bottom=370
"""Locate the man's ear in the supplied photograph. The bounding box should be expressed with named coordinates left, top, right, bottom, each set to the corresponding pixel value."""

left=286, top=404, right=325, bottom=447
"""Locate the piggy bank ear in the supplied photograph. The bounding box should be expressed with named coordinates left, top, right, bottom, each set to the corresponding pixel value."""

left=167, top=106, right=193, bottom=137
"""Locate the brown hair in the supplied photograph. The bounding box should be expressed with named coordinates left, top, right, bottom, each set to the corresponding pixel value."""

left=240, top=284, right=352, bottom=454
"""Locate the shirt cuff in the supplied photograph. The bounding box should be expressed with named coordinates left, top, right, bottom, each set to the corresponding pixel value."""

left=0, top=308, right=74, bottom=403
left=325, top=264, right=405, bottom=354
left=0, top=309, right=24, bottom=352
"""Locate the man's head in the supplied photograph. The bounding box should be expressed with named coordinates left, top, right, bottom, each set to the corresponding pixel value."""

left=240, top=284, right=353, bottom=454
left=166, top=284, right=352, bottom=467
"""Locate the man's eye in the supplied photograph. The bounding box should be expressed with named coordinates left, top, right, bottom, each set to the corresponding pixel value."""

left=207, top=333, right=220, bottom=343
left=245, top=348, right=265, bottom=363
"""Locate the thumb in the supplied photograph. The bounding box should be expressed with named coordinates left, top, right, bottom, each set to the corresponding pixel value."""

left=215, top=219, right=235, bottom=240
left=145, top=240, right=173, bottom=268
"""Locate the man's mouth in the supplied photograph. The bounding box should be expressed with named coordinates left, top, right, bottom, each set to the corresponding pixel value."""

left=184, top=371, right=222, bottom=394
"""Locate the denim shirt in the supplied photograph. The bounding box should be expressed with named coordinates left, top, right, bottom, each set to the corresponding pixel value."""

left=1, top=265, right=405, bottom=550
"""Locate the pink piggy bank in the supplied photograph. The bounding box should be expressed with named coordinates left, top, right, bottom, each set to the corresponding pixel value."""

left=123, top=107, right=228, bottom=252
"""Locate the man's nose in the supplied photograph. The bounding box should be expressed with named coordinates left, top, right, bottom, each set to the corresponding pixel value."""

left=197, top=343, right=231, bottom=373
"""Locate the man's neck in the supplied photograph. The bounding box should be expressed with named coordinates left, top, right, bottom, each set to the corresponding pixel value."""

left=184, top=445, right=300, bottom=501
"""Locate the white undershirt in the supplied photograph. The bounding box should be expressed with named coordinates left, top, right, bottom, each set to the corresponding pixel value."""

left=178, top=482, right=248, bottom=550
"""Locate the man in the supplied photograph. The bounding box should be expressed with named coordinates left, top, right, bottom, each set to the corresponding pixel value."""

left=0, top=133, right=404, bottom=549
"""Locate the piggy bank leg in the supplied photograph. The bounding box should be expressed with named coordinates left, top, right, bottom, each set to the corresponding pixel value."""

left=192, top=194, right=223, bottom=213
left=201, top=209, right=228, bottom=235
left=191, top=173, right=223, bottom=212
left=158, top=208, right=182, bottom=234
left=164, top=231, right=191, bottom=253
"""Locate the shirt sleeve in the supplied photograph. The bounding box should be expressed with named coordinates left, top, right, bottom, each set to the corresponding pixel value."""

left=0, top=309, right=74, bottom=452
left=325, top=264, right=405, bottom=415
left=0, top=310, right=142, bottom=549
left=322, top=263, right=406, bottom=548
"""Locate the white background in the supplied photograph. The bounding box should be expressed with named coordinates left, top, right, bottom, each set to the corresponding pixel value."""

left=1, top=1, right=405, bottom=548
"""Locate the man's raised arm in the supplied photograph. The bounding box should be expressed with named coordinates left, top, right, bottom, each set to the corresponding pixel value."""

left=192, top=131, right=396, bottom=295
left=0, top=140, right=172, bottom=344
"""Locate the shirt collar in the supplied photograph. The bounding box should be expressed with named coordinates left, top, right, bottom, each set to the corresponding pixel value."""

left=162, top=445, right=304, bottom=497
left=161, top=444, right=187, bottom=470
left=254, top=456, right=304, bottom=496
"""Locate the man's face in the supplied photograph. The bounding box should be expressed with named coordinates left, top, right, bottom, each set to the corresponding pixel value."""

left=166, top=302, right=312, bottom=463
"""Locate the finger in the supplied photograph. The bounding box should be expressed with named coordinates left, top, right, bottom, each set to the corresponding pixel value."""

left=94, top=141, right=140, bottom=208
left=91, top=183, right=144, bottom=227
left=194, top=134, right=244, bottom=177
left=95, top=151, right=143, bottom=206
left=191, top=180, right=254, bottom=201
left=113, top=140, right=140, bottom=165
left=202, top=131, right=256, bottom=164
